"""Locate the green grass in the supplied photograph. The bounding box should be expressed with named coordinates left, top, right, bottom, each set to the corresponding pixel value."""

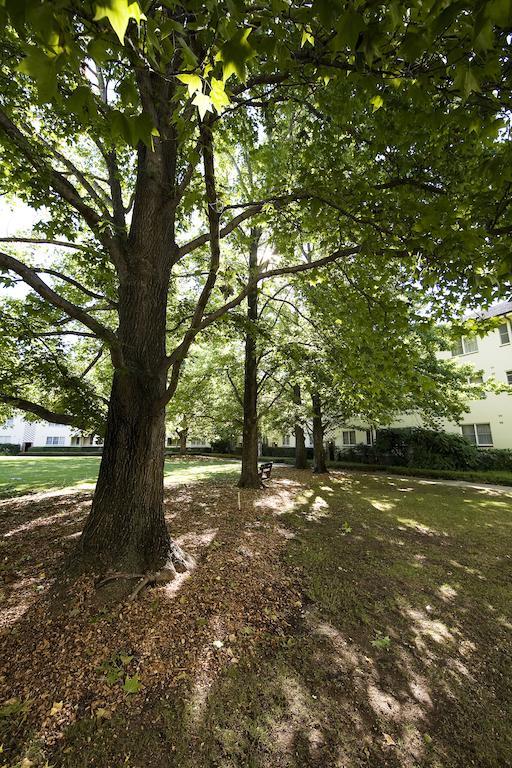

left=0, top=455, right=240, bottom=497
left=2, top=464, right=512, bottom=767
left=56, top=470, right=512, bottom=767
left=258, top=456, right=512, bottom=486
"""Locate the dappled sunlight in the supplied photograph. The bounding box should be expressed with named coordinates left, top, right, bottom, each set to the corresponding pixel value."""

left=403, top=606, right=455, bottom=649
left=396, top=517, right=446, bottom=537
left=449, top=559, right=485, bottom=579
left=0, top=462, right=510, bottom=767
left=438, top=583, right=458, bottom=601
left=4, top=504, right=88, bottom=538
left=272, top=674, right=326, bottom=759
left=368, top=499, right=396, bottom=512
left=305, top=495, right=330, bottom=521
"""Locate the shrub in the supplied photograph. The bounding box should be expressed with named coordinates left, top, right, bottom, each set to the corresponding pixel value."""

left=0, top=443, right=20, bottom=455
left=26, top=445, right=103, bottom=454
left=342, top=428, right=512, bottom=472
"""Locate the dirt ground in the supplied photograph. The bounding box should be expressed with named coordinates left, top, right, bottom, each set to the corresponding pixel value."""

left=0, top=466, right=511, bottom=768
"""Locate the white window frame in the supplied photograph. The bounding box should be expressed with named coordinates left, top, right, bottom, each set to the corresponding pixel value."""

left=499, top=321, right=511, bottom=346
left=461, top=423, right=493, bottom=447
left=283, top=434, right=290, bottom=447
left=452, top=336, right=478, bottom=356
left=506, top=370, right=512, bottom=385
left=46, top=436, right=65, bottom=446
left=342, top=430, right=357, bottom=446
left=0, top=435, right=14, bottom=444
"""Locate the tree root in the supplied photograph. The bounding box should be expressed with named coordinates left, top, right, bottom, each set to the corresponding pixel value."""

left=96, top=541, right=196, bottom=601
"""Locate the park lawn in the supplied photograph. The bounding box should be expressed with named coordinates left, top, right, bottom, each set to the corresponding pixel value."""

left=0, top=455, right=240, bottom=497
left=0, top=463, right=511, bottom=768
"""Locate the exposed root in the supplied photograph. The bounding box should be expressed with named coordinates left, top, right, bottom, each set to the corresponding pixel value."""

left=96, top=541, right=196, bottom=601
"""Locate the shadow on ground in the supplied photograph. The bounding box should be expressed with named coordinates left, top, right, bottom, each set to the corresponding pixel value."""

left=0, top=467, right=511, bottom=768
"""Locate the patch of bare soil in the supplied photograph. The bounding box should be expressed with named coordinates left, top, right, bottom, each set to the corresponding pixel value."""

left=0, top=472, right=303, bottom=766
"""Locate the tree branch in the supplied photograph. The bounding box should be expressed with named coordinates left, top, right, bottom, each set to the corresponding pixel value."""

left=0, top=237, right=90, bottom=252
left=0, top=394, right=79, bottom=426
left=198, top=245, right=362, bottom=332
left=0, top=108, right=127, bottom=274
left=0, top=251, right=122, bottom=366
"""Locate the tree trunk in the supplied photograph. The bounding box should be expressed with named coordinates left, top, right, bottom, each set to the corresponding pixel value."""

left=238, top=228, right=262, bottom=489
left=311, top=392, right=328, bottom=474
left=177, top=424, right=188, bottom=455
left=79, top=223, right=179, bottom=572
left=293, top=383, right=308, bottom=469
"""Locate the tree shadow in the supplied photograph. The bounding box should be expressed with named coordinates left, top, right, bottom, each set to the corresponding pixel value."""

left=0, top=468, right=511, bottom=767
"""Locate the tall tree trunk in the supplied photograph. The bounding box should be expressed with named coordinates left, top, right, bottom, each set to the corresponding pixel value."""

left=311, top=392, right=328, bottom=474
left=79, top=225, right=179, bottom=572
left=177, top=421, right=188, bottom=455
left=238, top=228, right=262, bottom=489
left=293, top=383, right=308, bottom=469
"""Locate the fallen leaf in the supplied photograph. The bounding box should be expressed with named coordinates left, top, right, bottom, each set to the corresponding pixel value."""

left=50, top=701, right=63, bottom=716
left=383, top=733, right=396, bottom=747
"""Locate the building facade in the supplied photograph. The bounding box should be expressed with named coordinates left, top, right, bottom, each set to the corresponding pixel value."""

left=387, top=301, right=512, bottom=450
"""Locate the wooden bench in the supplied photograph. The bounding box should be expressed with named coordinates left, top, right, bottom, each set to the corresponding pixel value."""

left=258, top=462, right=273, bottom=481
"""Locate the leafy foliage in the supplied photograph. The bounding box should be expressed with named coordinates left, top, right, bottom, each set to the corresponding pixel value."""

left=345, top=427, right=512, bottom=471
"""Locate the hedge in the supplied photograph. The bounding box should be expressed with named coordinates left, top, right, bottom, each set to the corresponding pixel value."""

left=0, top=443, right=20, bottom=455
left=341, top=427, right=512, bottom=472
left=27, top=445, right=103, bottom=454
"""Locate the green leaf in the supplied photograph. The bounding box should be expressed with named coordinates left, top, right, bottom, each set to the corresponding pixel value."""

left=93, top=0, right=146, bottom=44
left=219, top=28, right=255, bottom=82
left=17, top=47, right=58, bottom=101
left=334, top=11, right=366, bottom=49
left=177, top=73, right=202, bottom=97
left=454, top=64, right=481, bottom=97
left=301, top=26, right=315, bottom=48
left=193, top=92, right=213, bottom=120
left=370, top=94, right=383, bottom=111
left=371, top=634, right=391, bottom=650
left=123, top=674, right=141, bottom=694
left=209, top=77, right=230, bottom=113
left=485, top=0, right=512, bottom=26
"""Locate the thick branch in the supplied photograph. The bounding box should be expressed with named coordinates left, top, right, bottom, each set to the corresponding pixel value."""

left=0, top=394, right=79, bottom=426
left=178, top=205, right=263, bottom=258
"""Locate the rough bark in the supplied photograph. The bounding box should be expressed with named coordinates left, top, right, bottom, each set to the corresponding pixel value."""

left=293, top=384, right=308, bottom=469
left=79, top=175, right=176, bottom=571
left=177, top=423, right=188, bottom=455
left=311, top=392, right=328, bottom=474
left=238, top=228, right=263, bottom=489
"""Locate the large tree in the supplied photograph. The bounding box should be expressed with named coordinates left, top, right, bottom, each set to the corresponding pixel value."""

left=0, top=0, right=510, bottom=576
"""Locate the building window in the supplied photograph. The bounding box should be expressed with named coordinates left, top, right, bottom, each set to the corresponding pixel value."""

left=342, top=430, right=356, bottom=446
left=1, top=418, right=14, bottom=429
left=283, top=434, right=290, bottom=446
left=469, top=374, right=484, bottom=384
left=452, top=336, right=478, bottom=356
left=462, top=423, right=493, bottom=447
left=499, top=322, right=510, bottom=345
left=70, top=436, right=80, bottom=446
left=365, top=429, right=373, bottom=445
left=46, top=436, right=65, bottom=446
left=507, top=370, right=512, bottom=385
left=0, top=435, right=13, bottom=444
